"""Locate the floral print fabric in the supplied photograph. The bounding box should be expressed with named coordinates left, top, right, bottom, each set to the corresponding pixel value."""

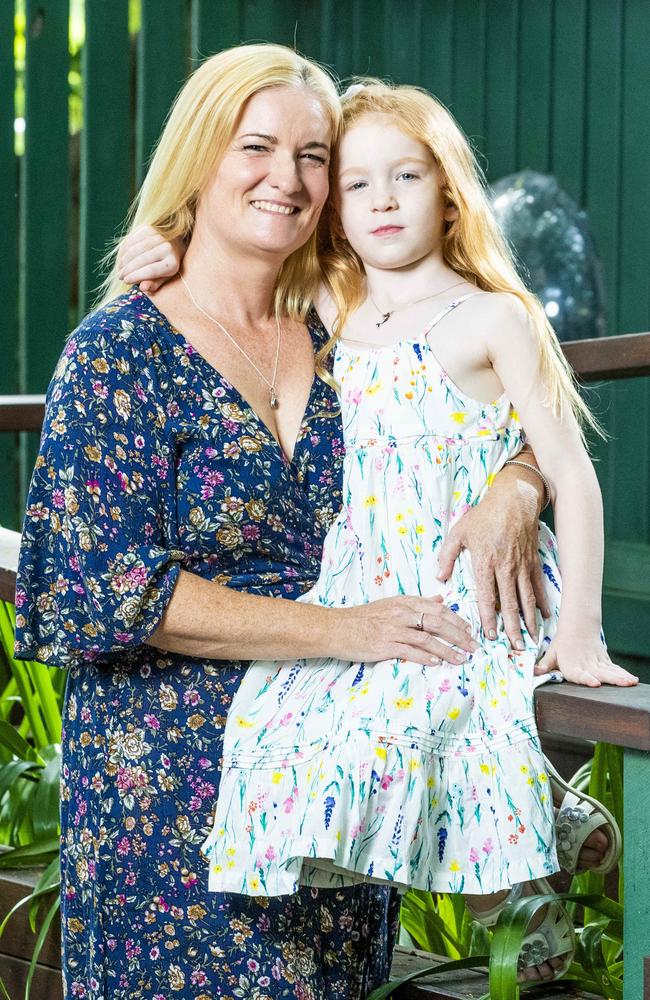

left=14, top=288, right=399, bottom=1000
left=203, top=296, right=562, bottom=898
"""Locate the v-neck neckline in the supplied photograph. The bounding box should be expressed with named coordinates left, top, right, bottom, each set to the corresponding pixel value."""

left=134, top=288, right=320, bottom=467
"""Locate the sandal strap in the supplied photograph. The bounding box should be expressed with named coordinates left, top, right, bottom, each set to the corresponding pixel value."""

left=546, top=757, right=622, bottom=875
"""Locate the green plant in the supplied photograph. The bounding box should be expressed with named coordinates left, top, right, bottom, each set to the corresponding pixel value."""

left=371, top=744, right=624, bottom=1000
left=0, top=600, right=64, bottom=1000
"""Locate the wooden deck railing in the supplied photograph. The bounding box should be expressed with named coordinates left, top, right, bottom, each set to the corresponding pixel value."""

left=2, top=330, right=650, bottom=999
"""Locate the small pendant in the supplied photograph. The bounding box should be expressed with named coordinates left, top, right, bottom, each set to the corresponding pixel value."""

left=270, top=389, right=279, bottom=409
left=375, top=311, right=392, bottom=328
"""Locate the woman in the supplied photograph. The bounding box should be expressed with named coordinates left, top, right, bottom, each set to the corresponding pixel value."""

left=15, top=45, right=551, bottom=999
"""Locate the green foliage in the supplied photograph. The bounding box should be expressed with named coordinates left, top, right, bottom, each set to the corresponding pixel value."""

left=0, top=600, right=63, bottom=1000
left=373, top=747, right=624, bottom=999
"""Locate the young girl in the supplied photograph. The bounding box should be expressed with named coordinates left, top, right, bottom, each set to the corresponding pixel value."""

left=119, top=81, right=636, bottom=983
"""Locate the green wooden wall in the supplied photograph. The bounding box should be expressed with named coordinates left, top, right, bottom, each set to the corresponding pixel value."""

left=2, top=0, right=649, bottom=662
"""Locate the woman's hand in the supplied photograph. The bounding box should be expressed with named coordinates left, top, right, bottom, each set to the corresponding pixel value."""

left=336, top=594, right=479, bottom=666
left=117, top=225, right=183, bottom=293
left=437, top=461, right=548, bottom=650
left=535, top=630, right=639, bottom=687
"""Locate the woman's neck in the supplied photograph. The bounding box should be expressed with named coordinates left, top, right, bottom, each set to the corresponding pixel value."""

left=182, top=229, right=282, bottom=328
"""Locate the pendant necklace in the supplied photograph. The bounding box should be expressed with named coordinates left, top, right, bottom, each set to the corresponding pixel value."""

left=180, top=273, right=282, bottom=409
left=369, top=278, right=468, bottom=328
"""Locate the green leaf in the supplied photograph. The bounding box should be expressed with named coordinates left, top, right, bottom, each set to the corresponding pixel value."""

left=0, top=836, right=60, bottom=867
left=0, top=719, right=41, bottom=763
left=25, top=893, right=60, bottom=1000
left=366, top=954, right=489, bottom=1000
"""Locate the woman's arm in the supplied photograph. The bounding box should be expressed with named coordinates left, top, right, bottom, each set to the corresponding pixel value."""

left=485, top=294, right=636, bottom=686
left=147, top=570, right=478, bottom=666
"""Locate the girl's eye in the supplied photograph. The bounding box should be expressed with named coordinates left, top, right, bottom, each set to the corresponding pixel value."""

left=346, top=180, right=367, bottom=191
left=398, top=171, right=418, bottom=181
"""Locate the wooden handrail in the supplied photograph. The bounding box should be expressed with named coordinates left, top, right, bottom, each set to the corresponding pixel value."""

left=0, top=395, right=47, bottom=432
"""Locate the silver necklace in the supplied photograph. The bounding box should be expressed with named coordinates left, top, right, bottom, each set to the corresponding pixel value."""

left=369, top=278, right=468, bottom=328
left=180, top=273, right=282, bottom=409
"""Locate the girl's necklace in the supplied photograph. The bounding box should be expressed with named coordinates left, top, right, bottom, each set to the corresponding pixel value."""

left=369, top=278, right=468, bottom=328
left=180, top=273, right=282, bottom=409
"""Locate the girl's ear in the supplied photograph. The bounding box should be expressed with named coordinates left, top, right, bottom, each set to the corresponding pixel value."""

left=444, top=201, right=459, bottom=222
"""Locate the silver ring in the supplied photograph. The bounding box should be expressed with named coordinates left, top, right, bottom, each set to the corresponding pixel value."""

left=416, top=611, right=425, bottom=631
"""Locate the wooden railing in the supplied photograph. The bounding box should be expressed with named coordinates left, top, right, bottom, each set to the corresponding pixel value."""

left=2, top=330, right=650, bottom=999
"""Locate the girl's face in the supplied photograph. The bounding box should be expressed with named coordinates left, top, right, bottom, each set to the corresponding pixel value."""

left=336, top=115, right=456, bottom=271
left=195, top=85, right=332, bottom=261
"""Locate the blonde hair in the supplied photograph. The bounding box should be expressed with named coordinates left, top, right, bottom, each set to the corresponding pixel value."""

left=100, top=44, right=341, bottom=318
left=317, top=80, right=599, bottom=435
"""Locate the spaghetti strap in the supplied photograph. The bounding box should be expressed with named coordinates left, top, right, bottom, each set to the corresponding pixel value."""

left=423, top=291, right=483, bottom=338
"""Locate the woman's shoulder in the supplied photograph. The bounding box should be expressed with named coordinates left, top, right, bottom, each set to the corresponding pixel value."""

left=52, top=287, right=174, bottom=390
left=68, top=286, right=169, bottom=360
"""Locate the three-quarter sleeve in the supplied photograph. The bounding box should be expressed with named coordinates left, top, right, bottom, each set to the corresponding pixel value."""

left=14, top=308, right=184, bottom=668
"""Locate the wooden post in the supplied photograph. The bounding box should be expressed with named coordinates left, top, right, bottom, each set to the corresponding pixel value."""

left=623, top=749, right=650, bottom=1000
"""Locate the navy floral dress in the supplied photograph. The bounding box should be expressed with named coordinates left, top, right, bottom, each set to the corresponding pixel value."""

left=14, top=287, right=399, bottom=1000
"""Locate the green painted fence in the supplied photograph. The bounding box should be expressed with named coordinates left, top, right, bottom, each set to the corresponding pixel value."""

left=2, top=0, right=650, bottom=663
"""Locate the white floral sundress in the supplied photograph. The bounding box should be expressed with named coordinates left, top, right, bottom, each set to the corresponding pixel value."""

left=201, top=295, right=562, bottom=897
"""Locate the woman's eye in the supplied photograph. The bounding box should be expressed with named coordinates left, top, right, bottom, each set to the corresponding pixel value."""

left=243, top=144, right=269, bottom=153
left=300, top=153, right=328, bottom=165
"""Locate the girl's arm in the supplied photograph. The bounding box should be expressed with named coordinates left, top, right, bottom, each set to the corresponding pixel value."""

left=484, top=294, right=637, bottom=687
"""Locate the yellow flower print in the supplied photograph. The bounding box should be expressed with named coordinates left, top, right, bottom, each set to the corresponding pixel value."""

left=236, top=716, right=254, bottom=728
left=393, top=697, right=414, bottom=710
left=538, top=773, right=548, bottom=783
left=520, top=765, right=529, bottom=774
left=375, top=747, right=387, bottom=760
left=448, top=707, right=460, bottom=720
left=449, top=860, right=460, bottom=872
left=249, top=877, right=260, bottom=891
left=510, top=407, right=520, bottom=421
left=486, top=473, right=495, bottom=487
left=271, top=771, right=284, bottom=784
left=364, top=495, right=377, bottom=507
left=398, top=526, right=408, bottom=536
left=479, top=763, right=491, bottom=774
left=365, top=381, right=382, bottom=395
left=395, top=512, right=404, bottom=522
left=415, top=524, right=425, bottom=534
left=226, top=848, right=236, bottom=857
left=450, top=411, right=466, bottom=424
left=409, top=759, right=420, bottom=770
left=427, top=777, right=436, bottom=788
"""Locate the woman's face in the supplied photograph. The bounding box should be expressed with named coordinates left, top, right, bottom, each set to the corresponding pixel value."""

left=336, top=114, right=456, bottom=272
left=195, top=85, right=332, bottom=261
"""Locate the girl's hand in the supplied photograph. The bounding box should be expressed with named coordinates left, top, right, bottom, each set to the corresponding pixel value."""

left=117, top=225, right=184, bottom=293
left=338, top=594, right=479, bottom=666
left=534, top=631, right=639, bottom=687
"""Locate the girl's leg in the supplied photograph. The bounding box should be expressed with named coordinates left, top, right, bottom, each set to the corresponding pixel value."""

left=465, top=883, right=574, bottom=984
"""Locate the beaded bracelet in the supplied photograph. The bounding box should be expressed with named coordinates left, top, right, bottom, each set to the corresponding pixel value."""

left=502, top=460, right=551, bottom=512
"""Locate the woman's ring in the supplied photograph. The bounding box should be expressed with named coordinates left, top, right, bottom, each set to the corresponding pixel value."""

left=416, top=611, right=425, bottom=631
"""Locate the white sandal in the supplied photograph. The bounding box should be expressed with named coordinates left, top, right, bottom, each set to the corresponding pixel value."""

left=466, top=878, right=575, bottom=982
left=546, top=758, right=622, bottom=875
